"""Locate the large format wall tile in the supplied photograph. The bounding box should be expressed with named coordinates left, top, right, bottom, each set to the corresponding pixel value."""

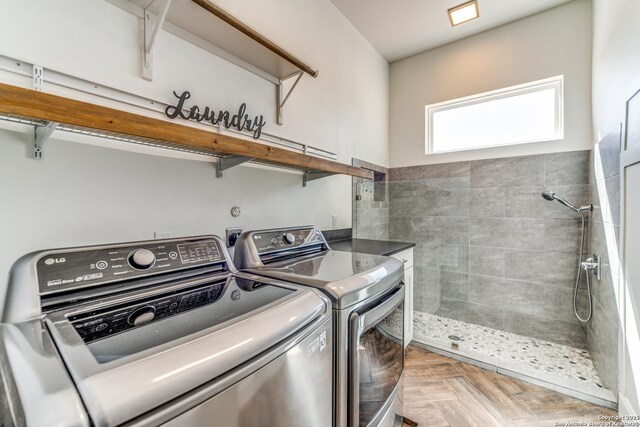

left=592, top=266, right=619, bottom=328
left=389, top=216, right=411, bottom=241
left=468, top=275, right=545, bottom=316
left=467, top=301, right=505, bottom=330
left=439, top=188, right=470, bottom=217
left=540, top=285, right=589, bottom=324
left=470, top=188, right=505, bottom=217
left=502, top=310, right=587, bottom=349
left=585, top=127, right=621, bottom=392
left=469, top=246, right=505, bottom=278
left=604, top=175, right=621, bottom=226
left=390, top=179, right=471, bottom=218
left=437, top=243, right=469, bottom=273
left=544, top=151, right=590, bottom=186
left=470, top=217, right=545, bottom=250
left=470, top=155, right=545, bottom=188
left=503, top=186, right=546, bottom=218
left=544, top=218, right=583, bottom=254
left=414, top=266, right=469, bottom=301
left=389, top=150, right=592, bottom=350
left=589, top=220, right=620, bottom=272
left=504, top=249, right=579, bottom=287
left=353, top=160, right=390, bottom=241
left=593, top=124, right=621, bottom=180
left=411, top=216, right=469, bottom=244
left=390, top=161, right=470, bottom=181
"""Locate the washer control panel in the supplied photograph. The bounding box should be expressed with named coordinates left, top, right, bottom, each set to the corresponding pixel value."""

left=251, top=227, right=325, bottom=254
left=36, top=238, right=224, bottom=295
left=70, top=280, right=226, bottom=343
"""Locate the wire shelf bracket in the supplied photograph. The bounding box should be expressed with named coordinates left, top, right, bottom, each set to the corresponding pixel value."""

left=303, top=171, right=335, bottom=187
left=143, top=0, right=172, bottom=81
left=216, top=155, right=255, bottom=178
left=32, top=121, right=59, bottom=159
left=277, top=71, right=304, bottom=125
left=29, top=64, right=59, bottom=159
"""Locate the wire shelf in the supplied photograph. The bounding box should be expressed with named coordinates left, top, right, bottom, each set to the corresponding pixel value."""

left=0, top=112, right=322, bottom=173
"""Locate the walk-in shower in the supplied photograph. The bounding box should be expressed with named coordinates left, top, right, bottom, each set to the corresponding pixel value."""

left=541, top=191, right=595, bottom=323
left=372, top=154, right=617, bottom=407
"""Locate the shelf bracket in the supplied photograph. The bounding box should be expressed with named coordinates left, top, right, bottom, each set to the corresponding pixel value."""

left=143, top=0, right=172, bottom=81
left=216, top=155, right=254, bottom=178
left=32, top=121, right=58, bottom=159
left=303, top=171, right=335, bottom=187
left=32, top=65, right=44, bottom=91
left=30, top=64, right=58, bottom=159
left=276, top=71, right=304, bottom=125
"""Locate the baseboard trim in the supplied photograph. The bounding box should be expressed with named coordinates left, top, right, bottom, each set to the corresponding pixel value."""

left=618, top=393, right=637, bottom=416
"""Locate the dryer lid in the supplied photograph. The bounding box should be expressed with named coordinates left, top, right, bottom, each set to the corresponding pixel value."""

left=243, top=250, right=403, bottom=308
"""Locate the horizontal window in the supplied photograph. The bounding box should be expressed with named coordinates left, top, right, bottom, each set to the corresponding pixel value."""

left=425, top=76, right=564, bottom=154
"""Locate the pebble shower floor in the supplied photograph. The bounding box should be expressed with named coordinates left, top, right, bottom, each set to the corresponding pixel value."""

left=411, top=310, right=605, bottom=388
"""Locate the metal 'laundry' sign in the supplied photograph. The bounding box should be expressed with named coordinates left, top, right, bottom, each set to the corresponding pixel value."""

left=165, top=90, right=267, bottom=139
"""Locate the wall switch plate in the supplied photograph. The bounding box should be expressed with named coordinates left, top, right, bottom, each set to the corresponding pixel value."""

left=332, top=214, right=338, bottom=229
left=226, top=227, right=243, bottom=247
left=154, top=232, right=173, bottom=239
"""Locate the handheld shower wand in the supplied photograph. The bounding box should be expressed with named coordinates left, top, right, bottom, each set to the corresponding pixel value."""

left=541, top=191, right=592, bottom=213
left=541, top=191, right=593, bottom=322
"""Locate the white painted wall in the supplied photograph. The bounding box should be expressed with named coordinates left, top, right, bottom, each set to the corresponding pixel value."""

left=592, top=0, right=640, bottom=416
left=0, top=0, right=389, bottom=310
left=389, top=0, right=593, bottom=167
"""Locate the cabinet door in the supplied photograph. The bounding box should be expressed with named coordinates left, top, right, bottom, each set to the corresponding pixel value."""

left=391, top=249, right=414, bottom=348
left=391, top=248, right=413, bottom=347
left=404, top=266, right=414, bottom=346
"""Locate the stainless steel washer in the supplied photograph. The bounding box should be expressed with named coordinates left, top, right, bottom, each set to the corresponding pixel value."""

left=0, top=235, right=333, bottom=427
left=234, top=226, right=406, bottom=427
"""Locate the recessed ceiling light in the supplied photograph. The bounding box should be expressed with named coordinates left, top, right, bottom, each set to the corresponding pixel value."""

left=448, top=0, right=479, bottom=27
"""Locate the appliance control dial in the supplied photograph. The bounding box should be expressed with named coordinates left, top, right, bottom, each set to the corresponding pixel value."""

left=128, top=306, right=156, bottom=326
left=282, top=232, right=296, bottom=245
left=128, top=249, right=156, bottom=270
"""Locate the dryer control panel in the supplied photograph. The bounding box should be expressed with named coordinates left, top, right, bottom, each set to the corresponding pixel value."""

left=36, top=237, right=226, bottom=295
left=251, top=227, right=325, bottom=254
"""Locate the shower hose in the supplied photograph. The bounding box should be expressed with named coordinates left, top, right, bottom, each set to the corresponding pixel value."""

left=574, top=212, right=592, bottom=322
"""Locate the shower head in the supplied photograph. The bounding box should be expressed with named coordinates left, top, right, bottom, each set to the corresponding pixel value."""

left=541, top=191, right=592, bottom=214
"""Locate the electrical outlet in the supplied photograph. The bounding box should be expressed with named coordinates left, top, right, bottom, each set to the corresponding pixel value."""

left=332, top=214, right=338, bottom=229
left=226, top=227, right=243, bottom=247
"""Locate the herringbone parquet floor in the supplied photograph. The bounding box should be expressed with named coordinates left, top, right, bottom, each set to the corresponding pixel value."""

left=402, top=346, right=617, bottom=427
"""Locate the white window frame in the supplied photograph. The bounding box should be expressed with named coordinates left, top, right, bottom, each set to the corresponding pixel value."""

left=425, top=75, right=564, bottom=154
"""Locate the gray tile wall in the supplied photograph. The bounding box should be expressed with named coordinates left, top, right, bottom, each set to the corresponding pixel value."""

left=352, top=158, right=389, bottom=240
left=587, top=126, right=622, bottom=391
left=389, top=151, right=591, bottom=349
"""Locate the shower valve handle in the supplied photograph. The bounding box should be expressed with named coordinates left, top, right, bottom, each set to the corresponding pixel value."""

left=580, top=254, right=601, bottom=280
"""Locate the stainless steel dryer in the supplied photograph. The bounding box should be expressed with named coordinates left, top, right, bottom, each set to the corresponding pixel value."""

left=0, top=235, right=333, bottom=427
left=234, top=226, right=405, bottom=427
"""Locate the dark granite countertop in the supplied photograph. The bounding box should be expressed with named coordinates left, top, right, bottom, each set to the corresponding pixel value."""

left=327, top=238, right=415, bottom=257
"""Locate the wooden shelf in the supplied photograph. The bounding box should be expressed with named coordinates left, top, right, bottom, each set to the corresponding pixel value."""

left=123, top=0, right=318, bottom=81
left=0, top=83, right=373, bottom=180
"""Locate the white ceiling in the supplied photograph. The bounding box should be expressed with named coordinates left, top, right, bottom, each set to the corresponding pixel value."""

left=329, top=0, right=575, bottom=62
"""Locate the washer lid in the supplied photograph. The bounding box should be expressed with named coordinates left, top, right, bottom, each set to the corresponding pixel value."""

left=243, top=250, right=404, bottom=308
left=45, top=276, right=329, bottom=427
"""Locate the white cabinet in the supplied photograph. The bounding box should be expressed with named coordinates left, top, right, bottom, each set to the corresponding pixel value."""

left=392, top=248, right=414, bottom=347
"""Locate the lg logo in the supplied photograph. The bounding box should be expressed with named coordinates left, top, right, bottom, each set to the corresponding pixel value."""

left=44, top=257, right=66, bottom=265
